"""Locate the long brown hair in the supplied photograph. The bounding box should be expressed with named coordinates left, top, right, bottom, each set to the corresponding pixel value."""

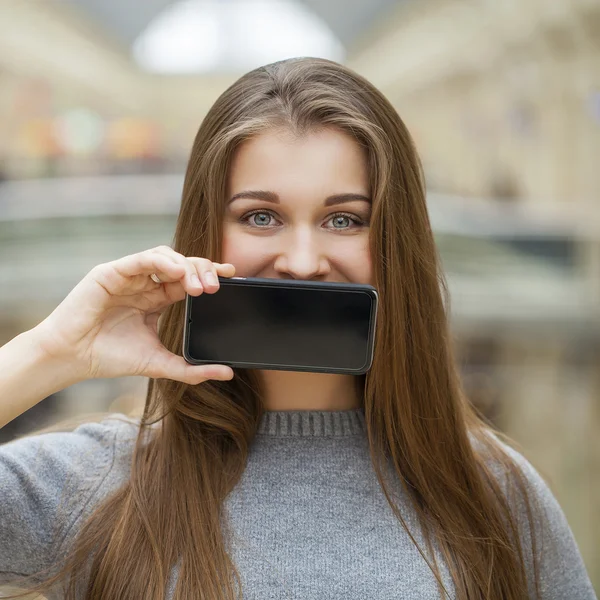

left=5, top=57, right=540, bottom=599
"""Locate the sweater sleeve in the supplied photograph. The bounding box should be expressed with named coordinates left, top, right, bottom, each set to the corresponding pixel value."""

left=495, top=441, right=597, bottom=600
left=0, top=414, right=139, bottom=584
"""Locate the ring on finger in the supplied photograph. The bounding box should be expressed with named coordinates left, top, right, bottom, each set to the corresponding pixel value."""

left=150, top=273, right=162, bottom=284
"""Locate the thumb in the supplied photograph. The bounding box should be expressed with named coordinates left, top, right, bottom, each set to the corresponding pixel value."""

left=145, top=349, right=234, bottom=385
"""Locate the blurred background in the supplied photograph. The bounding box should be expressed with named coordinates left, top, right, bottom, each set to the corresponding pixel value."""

left=0, top=0, right=598, bottom=592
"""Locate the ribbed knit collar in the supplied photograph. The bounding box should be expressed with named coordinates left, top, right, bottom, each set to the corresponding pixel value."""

left=256, top=408, right=366, bottom=437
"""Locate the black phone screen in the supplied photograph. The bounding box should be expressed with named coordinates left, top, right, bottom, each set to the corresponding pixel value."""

left=183, top=278, right=377, bottom=374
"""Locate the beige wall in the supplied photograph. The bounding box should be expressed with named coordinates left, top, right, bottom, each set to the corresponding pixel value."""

left=348, top=0, right=600, bottom=205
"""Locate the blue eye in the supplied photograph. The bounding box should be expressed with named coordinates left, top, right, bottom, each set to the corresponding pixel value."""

left=242, top=211, right=275, bottom=227
left=327, top=213, right=364, bottom=230
left=252, top=212, right=272, bottom=226
left=331, top=215, right=351, bottom=229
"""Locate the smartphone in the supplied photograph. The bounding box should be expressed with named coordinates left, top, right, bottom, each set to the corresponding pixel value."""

left=182, top=277, right=378, bottom=374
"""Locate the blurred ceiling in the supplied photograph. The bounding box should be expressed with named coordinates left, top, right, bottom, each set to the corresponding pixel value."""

left=60, top=0, right=398, bottom=52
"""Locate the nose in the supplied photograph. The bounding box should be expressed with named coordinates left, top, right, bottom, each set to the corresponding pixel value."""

left=273, top=226, right=330, bottom=280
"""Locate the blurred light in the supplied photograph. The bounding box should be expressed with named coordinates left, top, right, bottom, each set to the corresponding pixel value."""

left=106, top=118, right=160, bottom=159
left=17, top=118, right=59, bottom=158
left=132, top=0, right=345, bottom=74
left=54, top=108, right=105, bottom=156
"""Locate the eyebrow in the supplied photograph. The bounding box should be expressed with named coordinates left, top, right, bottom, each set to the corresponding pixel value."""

left=228, top=190, right=371, bottom=207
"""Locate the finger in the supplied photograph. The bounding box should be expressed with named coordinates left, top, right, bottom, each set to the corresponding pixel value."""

left=193, top=262, right=236, bottom=279
left=145, top=257, right=187, bottom=285
left=213, top=263, right=236, bottom=277
left=185, top=260, right=236, bottom=294
left=146, top=350, right=234, bottom=384
left=188, top=258, right=222, bottom=294
left=98, top=253, right=185, bottom=293
left=149, top=248, right=236, bottom=295
left=150, top=248, right=207, bottom=295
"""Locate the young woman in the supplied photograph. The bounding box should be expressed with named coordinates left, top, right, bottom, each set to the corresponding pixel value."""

left=0, top=57, right=596, bottom=600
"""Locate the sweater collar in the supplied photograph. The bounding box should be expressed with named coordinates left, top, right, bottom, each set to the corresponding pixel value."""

left=256, top=408, right=366, bottom=437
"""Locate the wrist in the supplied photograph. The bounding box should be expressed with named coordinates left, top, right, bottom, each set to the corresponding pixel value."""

left=0, top=328, right=86, bottom=429
left=24, top=325, right=88, bottom=388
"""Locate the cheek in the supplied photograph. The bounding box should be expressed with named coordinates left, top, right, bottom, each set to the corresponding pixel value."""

left=221, top=225, right=270, bottom=274
left=221, top=226, right=245, bottom=265
left=331, top=236, right=373, bottom=285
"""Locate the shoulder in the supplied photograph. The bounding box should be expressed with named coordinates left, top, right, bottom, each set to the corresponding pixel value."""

left=471, top=430, right=553, bottom=509
left=0, top=413, right=140, bottom=580
left=471, top=429, right=566, bottom=528
left=0, top=413, right=141, bottom=502
left=470, top=429, right=597, bottom=600
left=470, top=428, right=572, bottom=546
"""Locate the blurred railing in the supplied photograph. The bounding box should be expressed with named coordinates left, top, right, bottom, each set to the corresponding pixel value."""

left=0, top=174, right=598, bottom=334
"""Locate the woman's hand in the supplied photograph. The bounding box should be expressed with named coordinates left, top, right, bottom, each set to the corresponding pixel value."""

left=33, top=246, right=236, bottom=385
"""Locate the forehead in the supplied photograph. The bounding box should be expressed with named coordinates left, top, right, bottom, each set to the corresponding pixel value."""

left=227, top=127, right=369, bottom=196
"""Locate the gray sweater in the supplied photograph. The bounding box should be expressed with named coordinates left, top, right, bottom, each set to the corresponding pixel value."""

left=0, top=409, right=596, bottom=599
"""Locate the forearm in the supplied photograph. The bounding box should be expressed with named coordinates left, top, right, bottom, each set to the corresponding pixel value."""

left=0, top=327, right=85, bottom=429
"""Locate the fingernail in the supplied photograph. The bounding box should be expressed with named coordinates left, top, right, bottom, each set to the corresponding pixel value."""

left=191, top=273, right=201, bottom=286
left=205, top=272, right=217, bottom=286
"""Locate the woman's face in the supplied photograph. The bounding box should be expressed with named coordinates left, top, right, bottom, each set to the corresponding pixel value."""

left=222, top=127, right=372, bottom=284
